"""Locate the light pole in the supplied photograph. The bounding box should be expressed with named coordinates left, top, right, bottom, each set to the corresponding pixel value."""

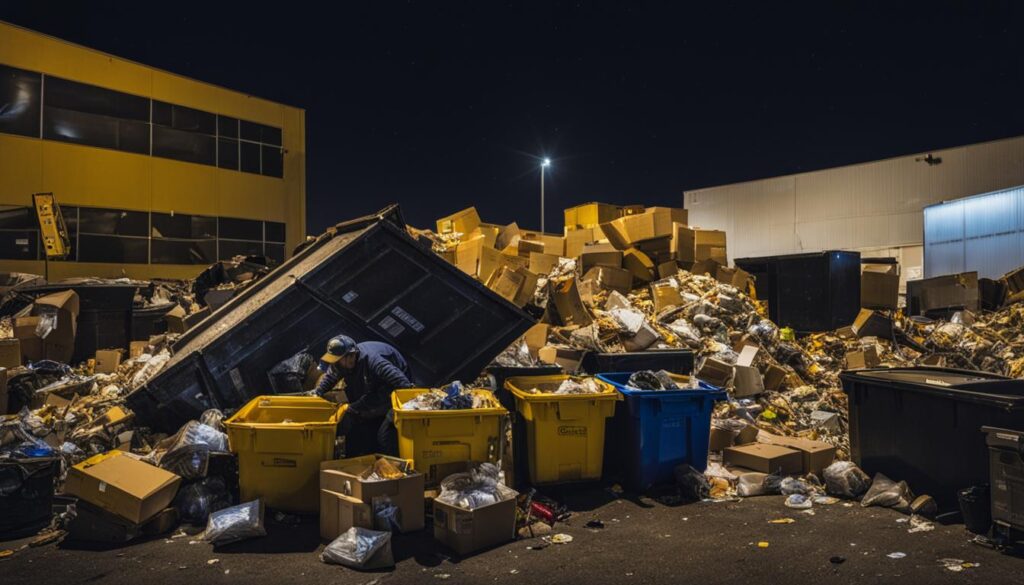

left=541, top=158, right=551, bottom=233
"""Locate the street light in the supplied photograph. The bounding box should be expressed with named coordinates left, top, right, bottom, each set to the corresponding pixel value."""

left=540, top=158, right=551, bottom=233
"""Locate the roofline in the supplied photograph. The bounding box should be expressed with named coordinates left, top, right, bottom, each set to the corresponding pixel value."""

left=684, top=133, right=1024, bottom=194
left=923, top=183, right=1024, bottom=211
left=0, top=20, right=305, bottom=112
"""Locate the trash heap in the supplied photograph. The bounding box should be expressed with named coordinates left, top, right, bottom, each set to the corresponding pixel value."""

left=399, top=381, right=501, bottom=410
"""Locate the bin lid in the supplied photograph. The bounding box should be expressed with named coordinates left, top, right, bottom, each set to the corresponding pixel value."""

left=841, top=367, right=1024, bottom=409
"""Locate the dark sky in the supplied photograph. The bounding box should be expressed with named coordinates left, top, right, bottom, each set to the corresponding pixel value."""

left=3, top=2, right=1024, bottom=234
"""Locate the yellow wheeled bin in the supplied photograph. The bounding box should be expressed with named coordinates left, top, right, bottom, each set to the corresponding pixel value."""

left=504, top=375, right=619, bottom=484
left=391, top=388, right=507, bottom=485
left=225, top=395, right=346, bottom=513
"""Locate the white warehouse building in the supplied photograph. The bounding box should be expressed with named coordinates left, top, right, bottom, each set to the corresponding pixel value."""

left=683, top=135, right=1024, bottom=287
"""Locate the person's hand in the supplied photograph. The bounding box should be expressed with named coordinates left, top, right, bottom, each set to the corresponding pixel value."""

left=337, top=409, right=355, bottom=435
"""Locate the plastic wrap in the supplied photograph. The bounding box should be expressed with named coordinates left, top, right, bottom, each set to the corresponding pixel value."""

left=373, top=496, right=401, bottom=532
left=674, top=464, right=710, bottom=501
left=861, top=473, right=914, bottom=513
left=626, top=370, right=680, bottom=391
left=204, top=499, right=266, bottom=545
left=436, top=462, right=516, bottom=510
left=737, top=472, right=768, bottom=497
left=822, top=461, right=871, bottom=498
left=174, top=476, right=233, bottom=524
left=145, top=421, right=228, bottom=480
left=320, top=527, right=394, bottom=569
left=199, top=409, right=226, bottom=432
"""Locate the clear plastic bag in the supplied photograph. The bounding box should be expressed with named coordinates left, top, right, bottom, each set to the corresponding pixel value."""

left=822, top=461, right=871, bottom=498
left=145, top=421, right=228, bottom=480
left=320, top=527, right=394, bottom=570
left=737, top=472, right=768, bottom=497
left=780, top=477, right=813, bottom=496
left=861, top=473, right=914, bottom=513
left=204, top=499, right=266, bottom=545
left=174, top=476, right=233, bottom=524
left=785, top=494, right=813, bottom=509
left=373, top=496, right=401, bottom=532
left=200, top=409, right=226, bottom=432
left=437, top=462, right=516, bottom=510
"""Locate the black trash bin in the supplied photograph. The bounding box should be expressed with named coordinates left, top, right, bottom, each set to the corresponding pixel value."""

left=840, top=367, right=1024, bottom=510
left=983, top=426, right=1024, bottom=542
left=958, top=485, right=992, bottom=535
left=0, top=456, right=59, bottom=539
left=580, top=349, right=694, bottom=376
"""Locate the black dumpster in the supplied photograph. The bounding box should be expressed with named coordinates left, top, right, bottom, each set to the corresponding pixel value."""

left=983, top=426, right=1024, bottom=541
left=132, top=301, right=177, bottom=340
left=840, top=367, right=1024, bottom=510
left=0, top=456, right=59, bottom=539
left=736, top=250, right=860, bottom=334
left=580, top=349, right=694, bottom=376
left=128, top=205, right=536, bottom=431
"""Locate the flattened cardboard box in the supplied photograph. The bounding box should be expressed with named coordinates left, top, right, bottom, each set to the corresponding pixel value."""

left=579, top=243, right=623, bottom=274
left=319, top=489, right=373, bottom=540
left=436, top=207, right=481, bottom=235
left=760, top=435, right=836, bottom=475
left=538, top=346, right=584, bottom=372
left=550, top=278, right=594, bottom=326
left=723, top=443, right=802, bottom=475
left=732, top=365, right=764, bottom=398
left=64, top=450, right=181, bottom=524
left=845, top=346, right=880, bottom=369
left=320, top=454, right=425, bottom=534
left=861, top=264, right=900, bottom=310
left=0, top=338, right=20, bottom=368
left=433, top=496, right=517, bottom=556
left=583, top=265, right=633, bottom=295
left=565, top=227, right=599, bottom=258
left=529, top=251, right=561, bottom=276
left=94, top=349, right=123, bottom=374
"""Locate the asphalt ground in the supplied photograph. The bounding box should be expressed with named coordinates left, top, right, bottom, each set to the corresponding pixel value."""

left=3, top=489, right=1021, bottom=585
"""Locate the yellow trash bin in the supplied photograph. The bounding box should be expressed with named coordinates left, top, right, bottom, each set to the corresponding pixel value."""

left=225, top=395, right=346, bottom=513
left=391, top=388, right=507, bottom=485
left=504, top=375, right=619, bottom=484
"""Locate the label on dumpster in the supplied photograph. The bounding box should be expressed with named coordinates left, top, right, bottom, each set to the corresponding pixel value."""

left=342, top=290, right=359, bottom=303
left=558, top=426, right=588, bottom=437
left=996, top=433, right=1020, bottom=443
left=379, top=316, right=406, bottom=338
left=230, top=368, right=245, bottom=391
left=264, top=458, right=298, bottom=468
left=455, top=513, right=474, bottom=534
left=421, top=449, right=444, bottom=460
left=98, top=481, right=107, bottom=493
left=16, top=238, right=28, bottom=245
left=391, top=306, right=425, bottom=333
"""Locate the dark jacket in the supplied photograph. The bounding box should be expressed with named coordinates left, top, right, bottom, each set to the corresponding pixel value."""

left=315, top=341, right=413, bottom=417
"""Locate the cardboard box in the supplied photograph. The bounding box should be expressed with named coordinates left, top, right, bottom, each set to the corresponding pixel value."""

left=320, top=454, right=425, bottom=533
left=538, top=346, right=584, bottom=372
left=129, top=341, right=148, bottom=359
left=657, top=261, right=680, bottom=280
left=763, top=364, right=788, bottom=391
left=673, top=225, right=727, bottom=264
left=319, top=489, right=373, bottom=540
left=1003, top=265, right=1024, bottom=295
left=716, top=265, right=751, bottom=290
left=433, top=496, right=517, bottom=556
left=623, top=322, right=659, bottom=352
left=579, top=243, right=623, bottom=274
left=732, top=365, right=764, bottom=398
left=761, top=435, right=837, bottom=475
left=736, top=424, right=759, bottom=445
left=582, top=266, right=633, bottom=295
left=523, top=324, right=550, bottom=359
left=708, top=427, right=735, bottom=452
left=651, top=281, right=685, bottom=313
left=455, top=236, right=488, bottom=276
left=550, top=278, right=594, bottom=326
left=689, top=258, right=722, bottom=277
left=536, top=234, right=565, bottom=256
left=735, top=345, right=761, bottom=368
left=564, top=202, right=623, bottom=231
left=165, top=305, right=188, bottom=334
left=486, top=266, right=537, bottom=308
left=529, top=252, right=562, bottom=276
left=845, top=346, right=880, bottom=369
left=851, top=309, right=893, bottom=339
left=16, top=290, right=80, bottom=363
left=644, top=207, right=688, bottom=239
left=862, top=263, right=900, bottom=309
left=14, top=317, right=44, bottom=362
left=94, top=349, right=124, bottom=374
left=436, top=207, right=482, bottom=235
left=64, top=451, right=182, bottom=524
left=723, top=443, right=802, bottom=475
left=469, top=224, right=500, bottom=248
left=517, top=238, right=545, bottom=258
left=622, top=249, right=655, bottom=283
left=696, top=357, right=733, bottom=388
left=914, top=271, right=979, bottom=313
left=565, top=227, right=598, bottom=258
left=0, top=338, right=20, bottom=368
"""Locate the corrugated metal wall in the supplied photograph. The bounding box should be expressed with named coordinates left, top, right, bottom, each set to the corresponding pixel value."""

left=923, top=186, right=1024, bottom=279
left=684, top=136, right=1024, bottom=262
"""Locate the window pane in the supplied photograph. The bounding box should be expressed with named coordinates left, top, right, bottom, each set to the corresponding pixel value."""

left=265, top=242, right=285, bottom=264
left=43, top=107, right=150, bottom=154
left=261, top=124, right=282, bottom=146
left=151, top=238, right=216, bottom=264
left=44, top=76, right=148, bottom=121
left=218, top=239, right=263, bottom=260
left=261, top=144, right=283, bottom=178
left=151, top=212, right=216, bottom=239
left=78, top=234, right=148, bottom=263
left=240, top=141, right=260, bottom=173
left=265, top=221, right=286, bottom=243
left=239, top=119, right=261, bottom=142
left=78, top=207, right=149, bottom=237
left=0, top=230, right=38, bottom=260
left=61, top=205, right=79, bottom=261
left=218, top=216, right=263, bottom=240
left=0, top=206, right=37, bottom=229
left=0, top=64, right=41, bottom=137
left=217, top=115, right=238, bottom=139
left=153, top=125, right=215, bottom=165
left=218, top=138, right=239, bottom=170
left=152, top=100, right=215, bottom=134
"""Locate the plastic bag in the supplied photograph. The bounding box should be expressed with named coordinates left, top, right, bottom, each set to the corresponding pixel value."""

left=204, top=499, right=266, bottom=545
left=268, top=352, right=316, bottom=394
left=174, top=476, right=233, bottom=524
left=861, top=473, right=914, bottom=513
left=822, top=461, right=871, bottom=498
left=131, top=349, right=171, bottom=387
left=674, top=464, right=710, bottom=501
left=145, top=421, right=228, bottom=480
left=437, top=462, right=516, bottom=510
left=200, top=409, right=226, bottom=432
left=785, top=494, right=813, bottom=509
left=320, top=527, right=394, bottom=570
left=780, top=477, right=812, bottom=496
left=737, top=472, right=769, bottom=497
left=373, top=496, right=401, bottom=532
left=627, top=370, right=680, bottom=391
left=761, top=472, right=783, bottom=495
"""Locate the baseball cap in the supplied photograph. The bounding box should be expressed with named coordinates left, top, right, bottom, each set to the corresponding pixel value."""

left=320, top=335, right=357, bottom=364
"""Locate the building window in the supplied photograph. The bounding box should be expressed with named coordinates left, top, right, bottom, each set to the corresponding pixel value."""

left=42, top=75, right=150, bottom=154
left=0, top=206, right=39, bottom=260
left=239, top=119, right=283, bottom=178
left=150, top=211, right=217, bottom=264
left=152, top=100, right=216, bottom=165
left=0, top=64, right=42, bottom=138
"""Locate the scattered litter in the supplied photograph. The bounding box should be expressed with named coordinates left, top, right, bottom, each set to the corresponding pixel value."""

left=830, top=556, right=845, bottom=564
left=784, top=494, right=813, bottom=509
left=887, top=552, right=907, bottom=559
left=938, top=558, right=980, bottom=572
left=769, top=518, right=796, bottom=524
left=546, top=533, right=574, bottom=545
left=320, top=527, right=394, bottom=570
left=907, top=515, right=935, bottom=533
left=757, top=541, right=770, bottom=548
left=585, top=520, right=605, bottom=529
left=207, top=559, right=220, bottom=565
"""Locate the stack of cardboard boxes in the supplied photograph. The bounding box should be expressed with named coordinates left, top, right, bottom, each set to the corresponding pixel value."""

left=13, top=290, right=80, bottom=364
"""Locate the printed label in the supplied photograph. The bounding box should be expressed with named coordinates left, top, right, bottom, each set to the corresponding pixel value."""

left=422, top=449, right=444, bottom=460
left=98, top=481, right=107, bottom=493
left=230, top=368, right=245, bottom=390
left=342, top=290, right=359, bottom=303
left=996, top=433, right=1020, bottom=443
left=558, top=426, right=588, bottom=437
left=391, top=306, right=425, bottom=333
left=455, top=513, right=474, bottom=534
left=379, top=316, right=406, bottom=337
left=265, top=458, right=298, bottom=468
left=16, top=238, right=28, bottom=245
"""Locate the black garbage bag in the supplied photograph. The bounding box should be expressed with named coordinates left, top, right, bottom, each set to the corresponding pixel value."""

left=174, top=476, right=234, bottom=524
left=268, top=351, right=316, bottom=394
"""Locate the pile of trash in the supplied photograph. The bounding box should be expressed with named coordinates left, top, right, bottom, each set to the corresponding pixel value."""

left=522, top=376, right=608, bottom=395
left=436, top=462, right=517, bottom=510
left=400, top=381, right=500, bottom=410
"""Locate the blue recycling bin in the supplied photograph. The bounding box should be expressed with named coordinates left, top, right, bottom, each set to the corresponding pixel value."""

left=598, top=373, right=726, bottom=492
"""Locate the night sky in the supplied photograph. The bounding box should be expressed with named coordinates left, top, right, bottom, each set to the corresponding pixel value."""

left=3, top=2, right=1024, bottom=235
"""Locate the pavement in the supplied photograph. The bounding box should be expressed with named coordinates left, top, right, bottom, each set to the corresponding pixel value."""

left=2, top=490, right=1020, bottom=585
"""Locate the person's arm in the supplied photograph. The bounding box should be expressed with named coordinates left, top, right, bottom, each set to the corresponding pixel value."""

left=314, top=365, right=341, bottom=396
left=347, top=356, right=413, bottom=415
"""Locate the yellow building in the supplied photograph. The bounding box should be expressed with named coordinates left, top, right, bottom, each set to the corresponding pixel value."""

left=0, top=21, right=305, bottom=280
